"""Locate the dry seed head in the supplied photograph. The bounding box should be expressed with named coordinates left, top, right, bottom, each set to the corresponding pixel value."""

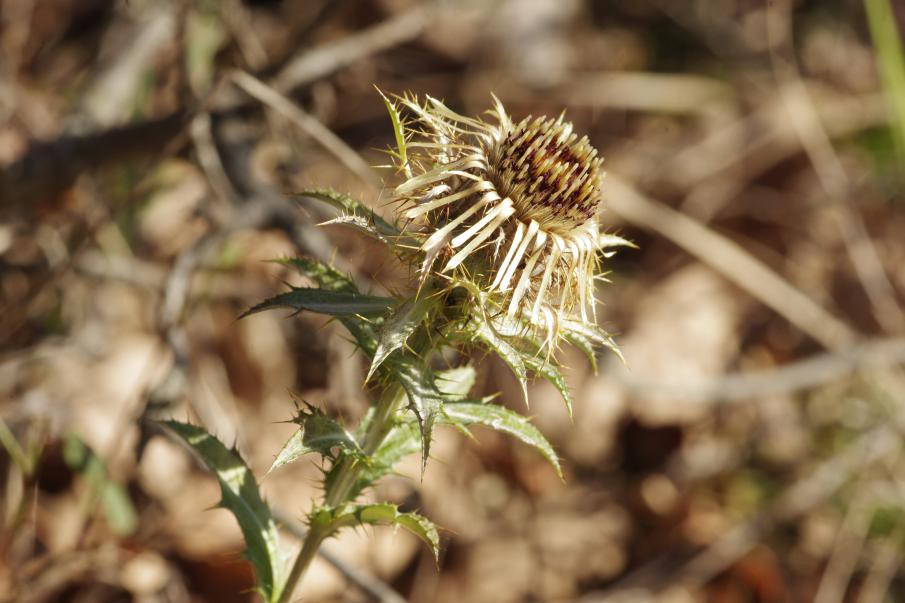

left=389, top=94, right=619, bottom=348
left=490, top=114, right=602, bottom=233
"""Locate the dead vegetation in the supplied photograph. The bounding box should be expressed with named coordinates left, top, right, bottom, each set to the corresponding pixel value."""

left=2, top=0, right=905, bottom=601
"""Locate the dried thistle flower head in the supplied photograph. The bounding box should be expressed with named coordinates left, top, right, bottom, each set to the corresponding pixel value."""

left=387, top=93, right=627, bottom=348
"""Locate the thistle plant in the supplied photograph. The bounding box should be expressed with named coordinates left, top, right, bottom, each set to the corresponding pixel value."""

left=162, top=93, right=630, bottom=602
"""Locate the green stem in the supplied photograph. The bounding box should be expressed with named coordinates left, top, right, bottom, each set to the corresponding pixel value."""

left=362, top=383, right=408, bottom=454
left=279, top=383, right=409, bottom=601
left=278, top=524, right=328, bottom=603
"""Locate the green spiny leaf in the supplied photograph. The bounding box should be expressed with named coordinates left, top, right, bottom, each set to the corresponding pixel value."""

left=469, top=315, right=529, bottom=404
left=161, top=421, right=286, bottom=602
left=337, top=503, right=439, bottom=561
left=267, top=257, right=383, bottom=366
left=298, top=412, right=360, bottom=458
left=266, top=257, right=383, bottom=356
left=319, top=214, right=393, bottom=245
left=267, top=428, right=307, bottom=475
left=443, top=403, right=562, bottom=478
left=271, top=257, right=357, bottom=293
left=341, top=317, right=380, bottom=359
left=241, top=287, right=394, bottom=318
left=294, top=189, right=399, bottom=239
left=368, top=297, right=434, bottom=382
left=267, top=410, right=361, bottom=475
left=560, top=318, right=623, bottom=364
left=435, top=365, right=477, bottom=400
left=360, top=419, right=422, bottom=488
left=522, top=354, right=573, bottom=418
left=377, top=88, right=412, bottom=179
left=563, top=328, right=598, bottom=374
left=384, top=355, right=443, bottom=475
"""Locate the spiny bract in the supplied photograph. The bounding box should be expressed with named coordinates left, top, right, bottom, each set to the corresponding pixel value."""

left=386, top=93, right=629, bottom=350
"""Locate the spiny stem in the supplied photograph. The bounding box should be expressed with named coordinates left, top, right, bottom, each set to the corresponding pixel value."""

left=279, top=383, right=408, bottom=601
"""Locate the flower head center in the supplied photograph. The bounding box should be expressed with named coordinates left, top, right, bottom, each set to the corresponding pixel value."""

left=489, top=115, right=602, bottom=233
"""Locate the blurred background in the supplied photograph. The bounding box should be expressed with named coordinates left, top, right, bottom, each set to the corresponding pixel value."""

left=2, top=0, right=905, bottom=601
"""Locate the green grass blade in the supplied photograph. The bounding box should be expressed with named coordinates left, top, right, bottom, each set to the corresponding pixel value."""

left=865, top=0, right=905, bottom=163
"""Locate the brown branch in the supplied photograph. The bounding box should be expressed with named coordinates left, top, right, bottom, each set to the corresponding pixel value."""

left=0, top=2, right=434, bottom=210
left=0, top=112, right=188, bottom=210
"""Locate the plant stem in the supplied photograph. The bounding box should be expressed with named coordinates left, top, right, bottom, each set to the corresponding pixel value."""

left=279, top=383, right=409, bottom=601
left=362, top=383, right=408, bottom=454
left=278, top=524, right=328, bottom=603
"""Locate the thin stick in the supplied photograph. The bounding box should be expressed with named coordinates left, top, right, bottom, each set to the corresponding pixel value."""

left=857, top=523, right=904, bottom=603
left=272, top=4, right=431, bottom=93
left=773, top=62, right=905, bottom=335
left=605, top=175, right=857, bottom=350
left=813, top=495, right=870, bottom=603
left=595, top=425, right=899, bottom=597
left=610, top=337, right=905, bottom=402
left=230, top=70, right=381, bottom=191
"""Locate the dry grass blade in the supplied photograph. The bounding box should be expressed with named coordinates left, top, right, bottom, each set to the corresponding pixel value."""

left=596, top=425, right=899, bottom=597
left=231, top=70, right=381, bottom=191
left=612, top=337, right=905, bottom=403
left=606, top=175, right=857, bottom=350
left=272, top=3, right=431, bottom=93
left=858, top=525, right=905, bottom=603
left=772, top=55, right=905, bottom=335
left=813, top=497, right=871, bottom=603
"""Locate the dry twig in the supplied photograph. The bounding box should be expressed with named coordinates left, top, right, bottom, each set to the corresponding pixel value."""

left=611, top=336, right=905, bottom=402
left=606, top=175, right=858, bottom=350
left=594, top=425, right=899, bottom=598
left=230, top=70, right=381, bottom=191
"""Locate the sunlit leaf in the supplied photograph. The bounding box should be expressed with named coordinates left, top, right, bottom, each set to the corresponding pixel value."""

left=435, top=365, right=477, bottom=400
left=368, top=297, right=434, bottom=381
left=241, top=287, right=394, bottom=318
left=384, top=355, right=443, bottom=475
left=560, top=318, right=623, bottom=364
left=294, top=189, right=399, bottom=238
left=336, top=503, right=439, bottom=560
left=297, top=411, right=360, bottom=458
left=377, top=88, right=412, bottom=179
left=596, top=233, right=637, bottom=251
left=271, top=257, right=357, bottom=293
left=267, top=428, right=307, bottom=475
left=267, top=410, right=361, bottom=475
left=469, top=314, right=529, bottom=404
left=161, top=421, right=286, bottom=602
left=443, top=403, right=561, bottom=478
left=319, top=214, right=392, bottom=245
left=522, top=353, right=573, bottom=418
left=562, top=327, right=599, bottom=374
